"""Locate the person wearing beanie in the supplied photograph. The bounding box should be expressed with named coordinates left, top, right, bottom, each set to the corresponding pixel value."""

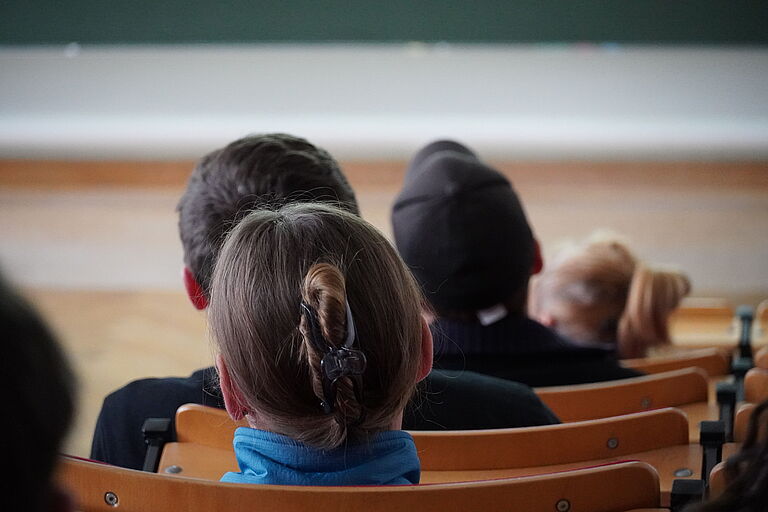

left=392, top=140, right=642, bottom=387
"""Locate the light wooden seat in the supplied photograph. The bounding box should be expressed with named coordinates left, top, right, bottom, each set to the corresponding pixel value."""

left=756, top=300, right=768, bottom=344
left=755, top=346, right=768, bottom=370
left=734, top=403, right=757, bottom=442
left=171, top=404, right=689, bottom=469
left=708, top=461, right=727, bottom=499
left=535, top=368, right=709, bottom=423
left=744, top=367, right=768, bottom=403
left=56, top=456, right=663, bottom=512
left=621, top=348, right=730, bottom=377
left=669, top=302, right=736, bottom=348
left=175, top=403, right=245, bottom=450
left=158, top=404, right=727, bottom=502
left=412, top=408, right=690, bottom=471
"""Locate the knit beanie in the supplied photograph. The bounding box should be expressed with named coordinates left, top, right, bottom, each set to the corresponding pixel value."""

left=391, top=140, right=535, bottom=314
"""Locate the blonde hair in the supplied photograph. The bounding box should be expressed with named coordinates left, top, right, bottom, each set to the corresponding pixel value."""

left=530, top=235, right=690, bottom=358
left=209, top=203, right=424, bottom=450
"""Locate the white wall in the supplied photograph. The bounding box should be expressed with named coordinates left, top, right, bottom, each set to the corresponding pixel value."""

left=2, top=43, right=767, bottom=160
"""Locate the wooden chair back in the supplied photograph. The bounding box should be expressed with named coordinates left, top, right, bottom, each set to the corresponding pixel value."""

left=173, top=404, right=689, bottom=470
left=175, top=403, right=244, bottom=450
left=707, top=461, right=727, bottom=499
left=412, top=408, right=689, bottom=471
left=56, top=456, right=662, bottom=512
left=744, top=367, right=768, bottom=404
left=755, top=346, right=768, bottom=370
left=621, top=348, right=730, bottom=377
left=734, top=403, right=757, bottom=443
left=535, top=368, right=709, bottom=423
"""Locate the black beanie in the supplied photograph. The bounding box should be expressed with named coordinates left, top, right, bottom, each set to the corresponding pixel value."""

left=391, top=140, right=535, bottom=314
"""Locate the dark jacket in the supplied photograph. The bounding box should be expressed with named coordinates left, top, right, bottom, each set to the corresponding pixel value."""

left=91, top=367, right=559, bottom=470
left=431, top=315, right=643, bottom=387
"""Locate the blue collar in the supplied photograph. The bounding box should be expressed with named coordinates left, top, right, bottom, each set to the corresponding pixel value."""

left=221, top=427, right=420, bottom=486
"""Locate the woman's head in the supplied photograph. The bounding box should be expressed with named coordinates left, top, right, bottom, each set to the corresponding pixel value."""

left=209, top=203, right=431, bottom=450
left=530, top=235, right=690, bottom=358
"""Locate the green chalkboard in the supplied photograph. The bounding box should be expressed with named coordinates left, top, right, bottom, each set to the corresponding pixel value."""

left=2, top=1, right=767, bottom=45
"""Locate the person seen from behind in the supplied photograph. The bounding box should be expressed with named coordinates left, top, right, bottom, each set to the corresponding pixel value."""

left=209, top=203, right=432, bottom=485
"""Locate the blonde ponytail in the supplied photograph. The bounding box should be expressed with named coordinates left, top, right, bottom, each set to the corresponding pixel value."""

left=618, top=265, right=691, bottom=358
left=532, top=234, right=691, bottom=358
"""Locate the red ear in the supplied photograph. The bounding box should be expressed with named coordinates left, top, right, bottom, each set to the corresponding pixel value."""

left=531, top=239, right=544, bottom=275
left=417, top=316, right=434, bottom=383
left=182, top=267, right=208, bottom=310
left=216, top=354, right=248, bottom=421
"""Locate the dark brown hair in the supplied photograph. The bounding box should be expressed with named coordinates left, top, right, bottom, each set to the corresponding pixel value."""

left=177, top=133, right=358, bottom=297
left=209, top=203, right=424, bottom=450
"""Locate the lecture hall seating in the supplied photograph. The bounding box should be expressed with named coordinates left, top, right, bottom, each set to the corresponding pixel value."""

left=621, top=348, right=730, bottom=377
left=151, top=403, right=737, bottom=503
left=56, top=456, right=664, bottom=512
left=533, top=367, right=717, bottom=442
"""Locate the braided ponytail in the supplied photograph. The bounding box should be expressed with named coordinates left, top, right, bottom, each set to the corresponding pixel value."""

left=299, top=263, right=365, bottom=449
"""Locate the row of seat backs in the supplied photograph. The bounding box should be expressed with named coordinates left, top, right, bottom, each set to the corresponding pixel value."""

left=56, top=456, right=663, bottom=512
left=621, top=348, right=730, bottom=377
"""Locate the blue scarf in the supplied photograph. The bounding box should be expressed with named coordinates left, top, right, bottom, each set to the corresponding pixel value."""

left=221, top=427, right=420, bottom=486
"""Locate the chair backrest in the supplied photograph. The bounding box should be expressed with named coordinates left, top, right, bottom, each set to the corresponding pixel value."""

left=175, top=403, right=245, bottom=450
left=621, top=348, right=730, bottom=377
left=708, top=461, right=727, bottom=499
left=756, top=346, right=768, bottom=370
left=734, top=403, right=756, bottom=443
left=412, top=408, right=689, bottom=471
left=535, top=368, right=709, bottom=423
left=56, top=456, right=661, bottom=512
left=744, top=367, right=768, bottom=404
left=175, top=404, right=689, bottom=470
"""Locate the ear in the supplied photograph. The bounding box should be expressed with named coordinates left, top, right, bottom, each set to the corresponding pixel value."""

left=417, top=315, right=434, bottom=382
left=538, top=313, right=557, bottom=328
left=182, top=266, right=208, bottom=310
left=215, top=354, right=248, bottom=421
left=531, top=239, right=544, bottom=275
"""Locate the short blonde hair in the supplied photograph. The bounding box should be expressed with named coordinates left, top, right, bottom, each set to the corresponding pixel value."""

left=531, top=234, right=690, bottom=358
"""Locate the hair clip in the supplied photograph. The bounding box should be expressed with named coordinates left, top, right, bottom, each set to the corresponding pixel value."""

left=300, top=301, right=367, bottom=417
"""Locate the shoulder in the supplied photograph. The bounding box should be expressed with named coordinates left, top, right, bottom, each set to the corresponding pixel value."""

left=97, top=367, right=222, bottom=429
left=409, top=370, right=560, bottom=429
left=103, top=367, right=220, bottom=408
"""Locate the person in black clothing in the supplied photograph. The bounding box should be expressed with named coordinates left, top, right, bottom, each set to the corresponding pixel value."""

left=90, top=133, right=558, bottom=471
left=2, top=268, right=77, bottom=512
left=391, top=140, right=643, bottom=387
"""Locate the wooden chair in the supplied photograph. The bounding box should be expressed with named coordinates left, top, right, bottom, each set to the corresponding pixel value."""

left=56, top=456, right=663, bottom=512
left=755, top=345, right=768, bottom=370
left=534, top=368, right=710, bottom=424
left=744, top=367, right=768, bottom=403
left=733, top=403, right=756, bottom=442
left=413, top=408, right=690, bottom=472
left=168, top=404, right=690, bottom=470
left=669, top=302, right=736, bottom=348
left=756, top=299, right=768, bottom=345
left=621, top=348, right=730, bottom=377
left=707, top=461, right=727, bottom=499
left=158, top=404, right=717, bottom=502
